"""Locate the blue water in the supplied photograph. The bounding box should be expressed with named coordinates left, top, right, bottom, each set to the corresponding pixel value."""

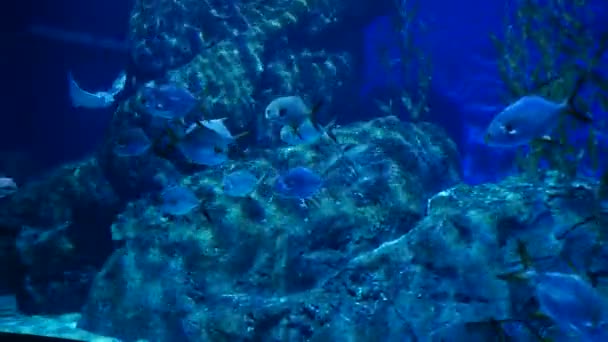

left=2, top=0, right=608, bottom=340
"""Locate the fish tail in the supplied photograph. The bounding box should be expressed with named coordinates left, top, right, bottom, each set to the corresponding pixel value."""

left=67, top=71, right=86, bottom=108
left=564, top=73, right=593, bottom=123
left=234, top=131, right=249, bottom=140
left=496, top=239, right=536, bottom=282
left=309, top=99, right=325, bottom=128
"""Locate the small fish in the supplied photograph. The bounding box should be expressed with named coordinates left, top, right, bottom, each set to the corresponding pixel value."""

left=264, top=96, right=323, bottom=127
left=177, top=125, right=230, bottom=166
left=136, top=83, right=197, bottom=119
left=196, top=118, right=248, bottom=141
left=484, top=76, right=591, bottom=147
left=160, top=186, right=199, bottom=216
left=280, top=118, right=337, bottom=146
left=0, top=177, right=17, bottom=198
left=113, top=128, right=152, bottom=157
left=222, top=170, right=262, bottom=198
left=273, top=166, right=323, bottom=199
left=68, top=71, right=125, bottom=109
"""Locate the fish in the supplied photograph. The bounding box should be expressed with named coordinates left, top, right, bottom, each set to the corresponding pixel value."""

left=177, top=125, right=230, bottom=166
left=264, top=96, right=323, bottom=127
left=68, top=71, right=125, bottom=109
left=222, top=170, right=262, bottom=198
left=195, top=118, right=248, bottom=141
left=160, top=186, right=199, bottom=216
left=484, top=76, right=591, bottom=147
left=280, top=118, right=338, bottom=146
left=0, top=177, right=17, bottom=198
left=273, top=166, right=323, bottom=199
left=533, top=271, right=608, bottom=339
left=136, top=83, right=197, bottom=119
left=498, top=241, right=608, bottom=339
left=113, top=128, right=152, bottom=157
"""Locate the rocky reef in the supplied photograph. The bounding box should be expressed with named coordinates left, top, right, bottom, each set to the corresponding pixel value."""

left=2, top=0, right=607, bottom=340
left=78, top=155, right=608, bottom=341
left=127, top=0, right=394, bottom=133
left=1, top=112, right=607, bottom=340
left=0, top=159, right=120, bottom=314
left=78, top=116, right=461, bottom=341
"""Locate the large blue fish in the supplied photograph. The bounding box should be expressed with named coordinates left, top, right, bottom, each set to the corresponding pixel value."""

left=273, top=167, right=323, bottom=199
left=137, top=84, right=197, bottom=119
left=484, top=76, right=592, bottom=147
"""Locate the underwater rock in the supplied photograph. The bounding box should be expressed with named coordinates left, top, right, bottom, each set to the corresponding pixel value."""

left=79, top=116, right=462, bottom=341
left=0, top=158, right=120, bottom=314
left=81, top=123, right=608, bottom=340
left=126, top=0, right=393, bottom=142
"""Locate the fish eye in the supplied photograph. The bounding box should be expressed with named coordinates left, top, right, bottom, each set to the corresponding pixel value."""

left=503, top=123, right=516, bottom=134
left=279, top=108, right=287, bottom=117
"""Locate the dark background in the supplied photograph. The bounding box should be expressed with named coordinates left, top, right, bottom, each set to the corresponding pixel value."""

left=1, top=0, right=131, bottom=174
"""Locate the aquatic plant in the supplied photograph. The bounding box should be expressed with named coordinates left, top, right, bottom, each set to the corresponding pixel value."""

left=491, top=0, right=608, bottom=181
left=374, top=0, right=432, bottom=121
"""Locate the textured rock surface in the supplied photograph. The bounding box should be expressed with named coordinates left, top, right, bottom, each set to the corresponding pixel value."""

left=126, top=0, right=393, bottom=137
left=0, top=313, right=117, bottom=341
left=81, top=145, right=608, bottom=341
left=78, top=116, right=462, bottom=341
left=0, top=159, right=120, bottom=314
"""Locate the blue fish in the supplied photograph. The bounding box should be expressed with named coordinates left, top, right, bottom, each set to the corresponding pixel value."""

left=113, top=128, right=152, bottom=157
left=273, top=167, right=322, bottom=199
left=137, top=84, right=197, bottom=119
left=160, top=186, right=199, bottom=216
left=533, top=271, right=608, bottom=339
left=222, top=170, right=260, bottom=198
left=177, top=125, right=229, bottom=166
left=484, top=76, right=591, bottom=147
left=280, top=119, right=322, bottom=145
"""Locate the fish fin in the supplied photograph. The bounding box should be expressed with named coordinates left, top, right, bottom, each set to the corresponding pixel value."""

left=309, top=99, right=325, bottom=126
left=290, top=123, right=304, bottom=140
left=109, top=71, right=127, bottom=95
left=564, top=73, right=593, bottom=123
left=233, top=131, right=249, bottom=140
left=313, top=118, right=339, bottom=145
left=529, top=311, right=552, bottom=321
left=514, top=239, right=532, bottom=270
left=201, top=207, right=213, bottom=223
left=496, top=271, right=530, bottom=282
left=68, top=71, right=114, bottom=109
left=496, top=239, right=534, bottom=281
left=68, top=72, right=96, bottom=108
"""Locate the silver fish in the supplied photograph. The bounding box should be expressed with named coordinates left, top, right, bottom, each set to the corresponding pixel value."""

left=484, top=77, right=591, bottom=147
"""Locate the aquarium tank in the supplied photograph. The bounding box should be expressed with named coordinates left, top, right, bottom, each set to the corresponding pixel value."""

left=2, top=0, right=608, bottom=340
